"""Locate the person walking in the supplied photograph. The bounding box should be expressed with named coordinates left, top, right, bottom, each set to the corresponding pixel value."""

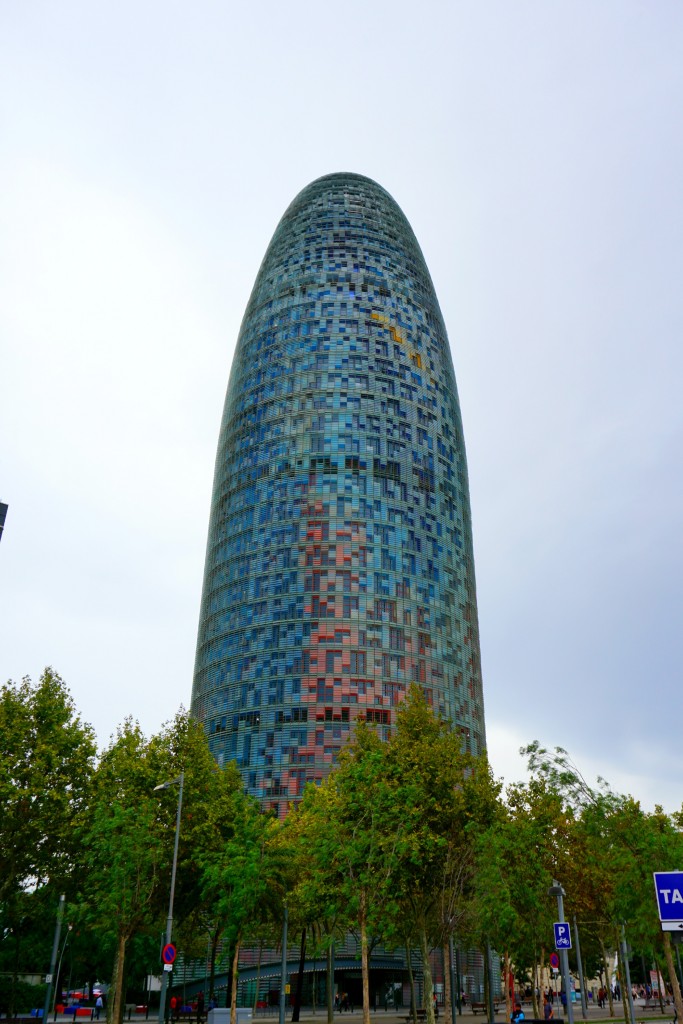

left=95, top=996, right=104, bottom=1020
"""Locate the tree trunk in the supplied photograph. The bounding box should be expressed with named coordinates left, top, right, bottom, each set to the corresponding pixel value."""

left=253, top=940, right=263, bottom=1013
left=662, top=932, right=683, bottom=1024
left=532, top=956, right=540, bottom=1020
left=10, top=925, right=20, bottom=1018
left=230, top=940, right=240, bottom=1024
left=326, top=940, right=334, bottom=1024
left=652, top=950, right=665, bottom=1014
left=600, top=939, right=614, bottom=1016
left=419, top=927, right=435, bottom=1024
left=292, top=929, right=307, bottom=1022
left=504, top=952, right=512, bottom=1023
left=407, top=942, right=417, bottom=1022
left=443, top=944, right=452, bottom=1024
left=483, top=951, right=489, bottom=1020
left=311, top=927, right=317, bottom=1017
left=209, top=930, right=220, bottom=1003
left=360, top=896, right=371, bottom=1024
left=109, top=932, right=127, bottom=1024
left=614, top=932, right=629, bottom=1024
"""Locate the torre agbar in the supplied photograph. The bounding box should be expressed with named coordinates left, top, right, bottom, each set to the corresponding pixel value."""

left=192, top=173, right=486, bottom=816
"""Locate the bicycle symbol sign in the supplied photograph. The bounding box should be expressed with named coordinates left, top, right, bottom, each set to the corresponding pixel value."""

left=554, top=923, right=572, bottom=950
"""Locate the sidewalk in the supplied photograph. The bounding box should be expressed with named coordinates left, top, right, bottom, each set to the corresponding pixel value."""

left=34, top=1008, right=678, bottom=1024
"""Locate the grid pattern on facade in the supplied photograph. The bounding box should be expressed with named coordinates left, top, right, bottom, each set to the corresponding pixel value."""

left=192, top=173, right=486, bottom=815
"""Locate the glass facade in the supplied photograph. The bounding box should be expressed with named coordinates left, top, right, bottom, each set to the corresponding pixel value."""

left=192, top=172, right=486, bottom=815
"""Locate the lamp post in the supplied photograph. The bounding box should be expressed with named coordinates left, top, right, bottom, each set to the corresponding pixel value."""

left=279, top=906, right=288, bottom=1024
left=155, top=772, right=185, bottom=1024
left=571, top=916, right=587, bottom=1020
left=54, top=924, right=74, bottom=1019
left=43, top=894, right=66, bottom=1023
left=448, top=936, right=458, bottom=1020
left=548, top=881, right=574, bottom=1024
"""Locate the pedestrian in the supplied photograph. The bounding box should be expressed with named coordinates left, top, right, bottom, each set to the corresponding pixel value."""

left=170, top=996, right=178, bottom=1022
left=511, top=1003, right=525, bottom=1023
left=95, top=996, right=103, bottom=1021
left=197, top=992, right=205, bottom=1022
left=543, top=997, right=553, bottom=1021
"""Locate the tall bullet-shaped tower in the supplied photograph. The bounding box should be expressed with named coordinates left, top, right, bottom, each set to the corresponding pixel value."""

left=192, top=173, right=486, bottom=815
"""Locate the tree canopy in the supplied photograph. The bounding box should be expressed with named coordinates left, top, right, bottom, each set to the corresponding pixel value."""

left=3, top=669, right=682, bottom=1024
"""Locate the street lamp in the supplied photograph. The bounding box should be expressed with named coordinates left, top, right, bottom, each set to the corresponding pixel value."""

left=43, top=894, right=66, bottom=1024
left=54, top=924, right=74, bottom=1018
left=548, top=881, right=574, bottom=1024
left=154, top=772, right=185, bottom=1024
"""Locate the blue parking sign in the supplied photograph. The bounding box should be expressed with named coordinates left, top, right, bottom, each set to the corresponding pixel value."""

left=554, top=922, right=572, bottom=949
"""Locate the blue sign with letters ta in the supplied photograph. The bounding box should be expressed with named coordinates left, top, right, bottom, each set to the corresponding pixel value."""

left=554, top=922, right=572, bottom=949
left=653, top=872, right=683, bottom=921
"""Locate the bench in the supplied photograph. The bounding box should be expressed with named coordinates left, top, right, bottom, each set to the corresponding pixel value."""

left=470, top=1003, right=500, bottom=1015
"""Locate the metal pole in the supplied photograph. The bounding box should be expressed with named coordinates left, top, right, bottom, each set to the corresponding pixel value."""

left=455, top=946, right=462, bottom=1015
left=449, top=938, right=458, bottom=1021
left=158, top=772, right=185, bottom=1024
left=43, top=894, right=66, bottom=1022
left=54, top=925, right=73, bottom=1020
left=551, top=883, right=574, bottom=1024
left=675, top=943, right=683, bottom=987
left=620, top=925, right=636, bottom=1024
left=572, top=917, right=588, bottom=1019
left=279, top=906, right=289, bottom=1024
left=486, top=943, right=496, bottom=1024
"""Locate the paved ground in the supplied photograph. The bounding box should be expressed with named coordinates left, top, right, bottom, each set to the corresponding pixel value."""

left=36, top=1008, right=677, bottom=1024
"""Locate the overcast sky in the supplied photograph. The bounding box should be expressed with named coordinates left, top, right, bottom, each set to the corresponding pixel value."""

left=1, top=2, right=681, bottom=811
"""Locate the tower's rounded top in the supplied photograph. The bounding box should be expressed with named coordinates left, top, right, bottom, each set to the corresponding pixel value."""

left=283, top=171, right=402, bottom=216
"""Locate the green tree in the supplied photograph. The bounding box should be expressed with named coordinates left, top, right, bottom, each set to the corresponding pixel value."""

left=473, top=778, right=572, bottom=1017
left=0, top=669, right=96, bottom=1015
left=382, top=688, right=499, bottom=1024
left=199, top=797, right=285, bottom=1024
left=78, top=719, right=165, bottom=1024
left=523, top=743, right=683, bottom=1024
left=286, top=786, right=352, bottom=1024
left=299, top=721, right=399, bottom=1024
left=0, top=669, right=96, bottom=899
left=77, top=710, right=253, bottom=1024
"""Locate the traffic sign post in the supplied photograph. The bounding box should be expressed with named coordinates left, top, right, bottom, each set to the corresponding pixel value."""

left=549, top=953, right=560, bottom=970
left=162, top=943, right=177, bottom=965
left=548, top=881, right=574, bottom=1024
